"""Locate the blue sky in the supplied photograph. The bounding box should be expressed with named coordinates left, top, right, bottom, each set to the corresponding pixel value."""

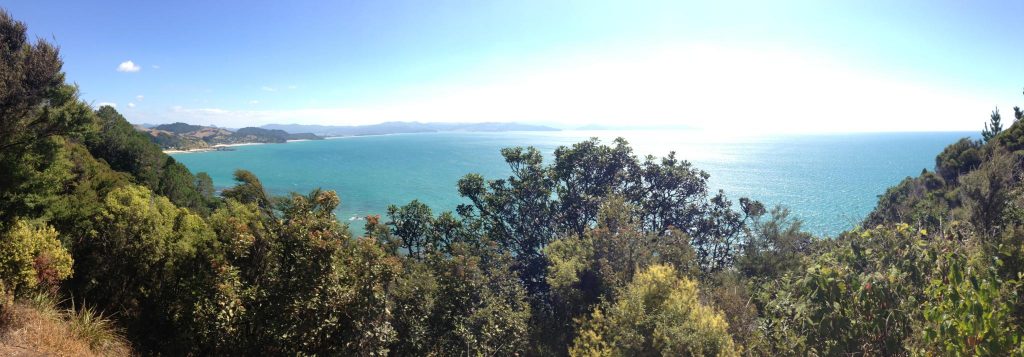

left=5, top=0, right=1023, bottom=132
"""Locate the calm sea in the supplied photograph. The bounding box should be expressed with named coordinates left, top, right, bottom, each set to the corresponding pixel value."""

left=170, top=130, right=975, bottom=237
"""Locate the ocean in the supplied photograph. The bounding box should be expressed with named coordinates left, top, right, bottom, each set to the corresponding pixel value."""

left=169, top=130, right=975, bottom=237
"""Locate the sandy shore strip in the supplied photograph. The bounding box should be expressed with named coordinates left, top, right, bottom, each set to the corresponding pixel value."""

left=163, top=142, right=269, bottom=154
left=214, top=142, right=267, bottom=147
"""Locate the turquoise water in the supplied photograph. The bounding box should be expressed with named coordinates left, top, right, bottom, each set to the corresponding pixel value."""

left=170, top=130, right=975, bottom=237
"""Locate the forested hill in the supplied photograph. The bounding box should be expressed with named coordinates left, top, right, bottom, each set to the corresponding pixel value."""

left=2, top=8, right=1024, bottom=356
left=135, top=122, right=322, bottom=150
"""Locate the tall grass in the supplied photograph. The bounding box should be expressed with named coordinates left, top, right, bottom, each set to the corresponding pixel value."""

left=0, top=292, right=131, bottom=356
left=64, top=303, right=130, bottom=355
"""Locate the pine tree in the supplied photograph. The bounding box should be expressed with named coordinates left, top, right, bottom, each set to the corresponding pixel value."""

left=982, top=107, right=1003, bottom=142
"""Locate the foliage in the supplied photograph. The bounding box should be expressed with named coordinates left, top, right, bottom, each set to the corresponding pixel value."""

left=0, top=296, right=131, bottom=356
left=958, top=148, right=1020, bottom=236
left=918, top=252, right=1023, bottom=355
left=863, top=169, right=950, bottom=230
left=756, top=224, right=944, bottom=355
left=983, top=107, right=1004, bottom=142
left=936, top=137, right=984, bottom=183
left=0, top=220, right=73, bottom=297
left=547, top=196, right=698, bottom=320
left=0, top=8, right=95, bottom=226
left=737, top=206, right=811, bottom=281
left=5, top=8, right=1024, bottom=355
left=553, top=137, right=637, bottom=238
left=86, top=106, right=210, bottom=213
left=570, top=264, right=737, bottom=357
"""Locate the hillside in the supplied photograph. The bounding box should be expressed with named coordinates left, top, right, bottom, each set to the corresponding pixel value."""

left=2, top=9, right=1024, bottom=356
left=135, top=122, right=323, bottom=150
left=261, top=121, right=559, bottom=137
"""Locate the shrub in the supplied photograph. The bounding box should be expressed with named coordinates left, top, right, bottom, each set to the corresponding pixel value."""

left=918, top=253, right=1023, bottom=355
left=0, top=220, right=72, bottom=297
left=571, top=264, right=737, bottom=356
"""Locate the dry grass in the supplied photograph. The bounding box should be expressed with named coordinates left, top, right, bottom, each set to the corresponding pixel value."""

left=0, top=295, right=132, bottom=356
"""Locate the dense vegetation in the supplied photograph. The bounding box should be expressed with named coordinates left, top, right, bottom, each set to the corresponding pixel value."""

left=2, top=10, right=1023, bottom=355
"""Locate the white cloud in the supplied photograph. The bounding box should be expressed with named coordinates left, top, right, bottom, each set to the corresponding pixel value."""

left=261, top=86, right=276, bottom=92
left=287, top=85, right=298, bottom=90
left=128, top=102, right=136, bottom=108
left=136, top=95, right=144, bottom=101
left=116, top=60, right=141, bottom=73
left=96, top=102, right=116, bottom=108
left=249, top=100, right=260, bottom=104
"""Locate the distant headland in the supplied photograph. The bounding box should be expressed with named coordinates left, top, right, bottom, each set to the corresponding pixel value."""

left=260, top=121, right=559, bottom=137
left=142, top=121, right=560, bottom=152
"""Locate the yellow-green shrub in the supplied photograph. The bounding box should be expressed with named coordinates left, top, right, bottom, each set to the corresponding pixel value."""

left=0, top=220, right=73, bottom=297
left=570, top=264, right=737, bottom=357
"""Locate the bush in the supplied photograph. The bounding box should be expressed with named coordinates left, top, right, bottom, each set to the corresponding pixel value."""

left=0, top=220, right=72, bottom=297
left=570, top=264, right=736, bottom=356
left=918, top=252, right=1023, bottom=355
left=936, top=138, right=983, bottom=183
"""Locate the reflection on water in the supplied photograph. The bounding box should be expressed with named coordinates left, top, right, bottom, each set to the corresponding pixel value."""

left=172, top=130, right=974, bottom=237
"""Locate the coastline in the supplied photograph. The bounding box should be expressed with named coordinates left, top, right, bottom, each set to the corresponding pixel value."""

left=164, top=142, right=268, bottom=154
left=163, top=130, right=561, bottom=154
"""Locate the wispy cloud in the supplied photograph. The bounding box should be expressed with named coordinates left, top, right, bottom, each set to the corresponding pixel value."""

left=136, top=95, right=144, bottom=101
left=249, top=100, right=260, bottom=104
left=261, top=86, right=276, bottom=92
left=151, top=64, right=160, bottom=69
left=287, top=85, right=298, bottom=90
left=117, top=60, right=141, bottom=73
left=128, top=102, right=136, bottom=108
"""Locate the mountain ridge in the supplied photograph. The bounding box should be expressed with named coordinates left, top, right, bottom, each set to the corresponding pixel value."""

left=260, top=121, right=559, bottom=136
left=136, top=123, right=323, bottom=150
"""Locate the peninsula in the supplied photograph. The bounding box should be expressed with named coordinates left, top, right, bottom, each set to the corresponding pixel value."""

left=136, top=122, right=323, bottom=151
left=141, top=121, right=561, bottom=152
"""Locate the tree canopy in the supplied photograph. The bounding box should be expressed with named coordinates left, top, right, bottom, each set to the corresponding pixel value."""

left=2, top=8, right=1024, bottom=356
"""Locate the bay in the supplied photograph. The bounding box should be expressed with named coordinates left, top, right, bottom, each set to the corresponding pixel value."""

left=170, top=130, right=975, bottom=237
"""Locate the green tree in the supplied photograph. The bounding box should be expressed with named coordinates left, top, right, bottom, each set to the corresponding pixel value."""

left=935, top=137, right=983, bottom=183
left=983, top=107, right=1004, bottom=142
left=737, top=206, right=812, bottom=281
left=66, top=184, right=216, bottom=352
left=553, top=137, right=637, bottom=238
left=386, top=200, right=435, bottom=258
left=0, top=9, right=95, bottom=227
left=222, top=169, right=274, bottom=217
left=195, top=172, right=215, bottom=200
left=86, top=106, right=210, bottom=213
left=458, top=146, right=557, bottom=296
left=958, top=149, right=1019, bottom=236
left=260, top=189, right=400, bottom=355
left=757, top=224, right=935, bottom=356
left=0, top=219, right=72, bottom=297
left=570, top=264, right=737, bottom=357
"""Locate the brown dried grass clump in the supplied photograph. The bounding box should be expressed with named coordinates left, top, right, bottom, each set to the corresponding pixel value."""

left=0, top=295, right=131, bottom=356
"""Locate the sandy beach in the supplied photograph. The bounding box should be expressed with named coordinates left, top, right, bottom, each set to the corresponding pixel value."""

left=163, top=142, right=268, bottom=154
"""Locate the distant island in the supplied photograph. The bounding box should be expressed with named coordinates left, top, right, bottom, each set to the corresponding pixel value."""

left=136, top=123, right=323, bottom=151
left=260, top=121, right=559, bottom=137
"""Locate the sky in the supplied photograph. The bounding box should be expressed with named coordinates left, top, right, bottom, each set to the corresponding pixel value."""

left=5, top=0, right=1024, bottom=133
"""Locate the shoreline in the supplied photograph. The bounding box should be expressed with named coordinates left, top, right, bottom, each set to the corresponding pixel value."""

left=164, top=142, right=269, bottom=154
left=165, top=135, right=376, bottom=153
